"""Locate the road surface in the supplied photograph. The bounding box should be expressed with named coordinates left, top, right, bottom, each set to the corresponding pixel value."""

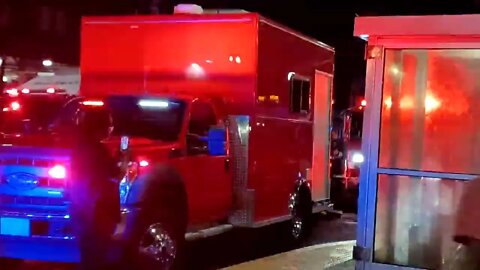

left=20, top=213, right=357, bottom=270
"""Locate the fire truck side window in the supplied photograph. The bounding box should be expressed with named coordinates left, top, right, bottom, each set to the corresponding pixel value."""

left=187, top=101, right=217, bottom=154
left=290, top=77, right=311, bottom=114
left=189, top=101, right=217, bottom=136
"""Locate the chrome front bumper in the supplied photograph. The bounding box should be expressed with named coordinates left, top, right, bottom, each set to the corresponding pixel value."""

left=0, top=210, right=78, bottom=262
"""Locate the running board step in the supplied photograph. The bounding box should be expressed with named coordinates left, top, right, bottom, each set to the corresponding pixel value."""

left=185, top=224, right=234, bottom=241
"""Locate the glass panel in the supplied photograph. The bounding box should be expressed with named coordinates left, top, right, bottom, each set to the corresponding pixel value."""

left=374, top=174, right=465, bottom=269
left=380, top=49, right=480, bottom=174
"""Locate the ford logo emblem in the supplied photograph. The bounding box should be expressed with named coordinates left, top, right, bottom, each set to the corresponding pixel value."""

left=5, top=173, right=39, bottom=190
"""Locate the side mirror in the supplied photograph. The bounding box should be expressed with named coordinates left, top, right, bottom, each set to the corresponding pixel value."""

left=207, top=127, right=226, bottom=156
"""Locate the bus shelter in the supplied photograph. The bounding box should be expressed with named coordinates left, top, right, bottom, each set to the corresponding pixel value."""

left=353, top=14, right=480, bottom=269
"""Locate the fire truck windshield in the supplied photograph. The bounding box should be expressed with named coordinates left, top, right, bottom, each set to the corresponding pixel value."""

left=0, top=95, right=71, bottom=134
left=107, top=96, right=186, bottom=142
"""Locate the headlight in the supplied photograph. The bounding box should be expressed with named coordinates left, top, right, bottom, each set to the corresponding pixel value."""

left=352, top=152, right=364, bottom=163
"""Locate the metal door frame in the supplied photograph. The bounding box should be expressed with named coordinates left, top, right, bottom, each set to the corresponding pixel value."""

left=356, top=37, right=480, bottom=270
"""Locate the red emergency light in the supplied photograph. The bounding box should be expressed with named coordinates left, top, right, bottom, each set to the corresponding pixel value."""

left=361, top=99, right=367, bottom=107
left=2, top=101, right=21, bottom=112
left=5, top=88, right=18, bottom=97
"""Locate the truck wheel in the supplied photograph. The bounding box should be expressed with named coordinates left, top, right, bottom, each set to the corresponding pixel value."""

left=125, top=165, right=188, bottom=270
left=137, top=222, right=183, bottom=270
left=289, top=186, right=313, bottom=241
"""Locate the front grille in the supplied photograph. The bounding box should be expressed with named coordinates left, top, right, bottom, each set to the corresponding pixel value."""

left=0, top=157, right=55, bottom=167
left=0, top=195, right=67, bottom=206
left=1, top=176, right=66, bottom=189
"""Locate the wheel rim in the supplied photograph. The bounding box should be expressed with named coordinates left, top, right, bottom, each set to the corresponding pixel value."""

left=291, top=213, right=304, bottom=239
left=139, top=223, right=177, bottom=269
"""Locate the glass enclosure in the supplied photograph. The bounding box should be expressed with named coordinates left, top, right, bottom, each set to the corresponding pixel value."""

left=369, top=49, right=480, bottom=269
left=380, top=49, right=480, bottom=174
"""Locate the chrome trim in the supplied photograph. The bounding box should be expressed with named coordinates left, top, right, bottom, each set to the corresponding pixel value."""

left=139, top=223, right=177, bottom=268
left=0, top=234, right=75, bottom=240
left=0, top=211, right=70, bottom=220
left=228, top=115, right=254, bottom=227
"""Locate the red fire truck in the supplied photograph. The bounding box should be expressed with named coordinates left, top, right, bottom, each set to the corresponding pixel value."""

left=0, top=7, right=335, bottom=269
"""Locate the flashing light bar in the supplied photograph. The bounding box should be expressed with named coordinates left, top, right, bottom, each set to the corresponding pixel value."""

left=21, top=88, right=30, bottom=94
left=48, top=164, right=67, bottom=179
left=3, top=101, right=21, bottom=112
left=10, top=102, right=20, bottom=111
left=82, top=100, right=105, bottom=107
left=46, top=88, right=55, bottom=94
left=5, top=88, right=18, bottom=97
left=138, top=100, right=169, bottom=108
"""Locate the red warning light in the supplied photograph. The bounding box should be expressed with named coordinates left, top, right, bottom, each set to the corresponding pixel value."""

left=10, top=102, right=20, bottom=111
left=5, top=88, right=18, bottom=97
left=3, top=101, right=21, bottom=112
left=361, top=99, right=367, bottom=107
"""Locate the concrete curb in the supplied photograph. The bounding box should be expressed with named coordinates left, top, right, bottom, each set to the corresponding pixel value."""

left=223, top=240, right=356, bottom=270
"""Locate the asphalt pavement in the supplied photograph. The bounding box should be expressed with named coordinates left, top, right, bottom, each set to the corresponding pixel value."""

left=20, top=213, right=357, bottom=270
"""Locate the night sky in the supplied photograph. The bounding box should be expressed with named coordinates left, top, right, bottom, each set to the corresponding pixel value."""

left=4, top=0, right=480, bottom=108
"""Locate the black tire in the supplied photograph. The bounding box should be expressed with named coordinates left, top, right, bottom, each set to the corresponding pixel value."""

left=122, top=165, right=188, bottom=270
left=289, top=185, right=313, bottom=242
left=0, top=258, right=22, bottom=270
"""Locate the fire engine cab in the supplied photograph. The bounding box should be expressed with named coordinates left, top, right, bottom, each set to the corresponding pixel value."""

left=0, top=6, right=335, bottom=269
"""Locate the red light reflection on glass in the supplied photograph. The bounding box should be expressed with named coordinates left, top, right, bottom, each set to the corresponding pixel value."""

left=383, top=94, right=441, bottom=114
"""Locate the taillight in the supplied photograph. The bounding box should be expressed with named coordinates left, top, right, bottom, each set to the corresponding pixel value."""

left=48, top=165, right=67, bottom=179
